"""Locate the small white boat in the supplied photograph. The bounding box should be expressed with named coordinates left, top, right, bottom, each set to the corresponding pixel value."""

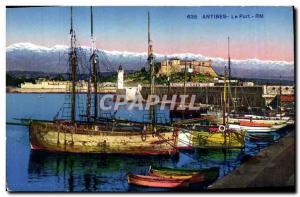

left=227, top=117, right=287, bottom=125
left=229, top=124, right=276, bottom=133
left=177, top=130, right=193, bottom=150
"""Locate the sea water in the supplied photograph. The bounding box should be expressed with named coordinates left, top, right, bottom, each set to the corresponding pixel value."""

left=6, top=93, right=293, bottom=192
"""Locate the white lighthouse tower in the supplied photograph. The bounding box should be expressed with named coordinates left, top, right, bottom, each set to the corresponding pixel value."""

left=117, top=65, right=124, bottom=90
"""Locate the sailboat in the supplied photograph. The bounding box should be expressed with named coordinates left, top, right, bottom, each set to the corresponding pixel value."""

left=223, top=51, right=289, bottom=129
left=189, top=64, right=245, bottom=149
left=204, top=38, right=288, bottom=132
left=29, top=8, right=178, bottom=155
left=176, top=37, right=245, bottom=149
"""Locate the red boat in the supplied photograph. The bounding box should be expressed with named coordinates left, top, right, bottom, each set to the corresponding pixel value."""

left=239, top=121, right=272, bottom=127
left=148, top=172, right=204, bottom=184
left=128, top=174, right=191, bottom=188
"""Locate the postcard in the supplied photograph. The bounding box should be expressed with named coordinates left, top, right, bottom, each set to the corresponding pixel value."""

left=6, top=6, right=295, bottom=192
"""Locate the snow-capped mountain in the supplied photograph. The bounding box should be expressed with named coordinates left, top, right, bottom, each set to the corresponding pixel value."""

left=6, top=42, right=294, bottom=80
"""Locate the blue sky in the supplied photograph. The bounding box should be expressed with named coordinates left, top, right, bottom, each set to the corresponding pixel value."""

left=6, top=6, right=294, bottom=61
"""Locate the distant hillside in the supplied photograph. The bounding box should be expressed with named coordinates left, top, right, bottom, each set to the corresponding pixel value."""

left=6, top=42, right=294, bottom=81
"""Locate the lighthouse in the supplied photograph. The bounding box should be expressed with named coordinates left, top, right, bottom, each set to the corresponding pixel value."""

left=117, top=65, right=124, bottom=90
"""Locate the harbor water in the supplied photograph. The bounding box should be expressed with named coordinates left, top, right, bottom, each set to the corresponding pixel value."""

left=6, top=93, right=293, bottom=192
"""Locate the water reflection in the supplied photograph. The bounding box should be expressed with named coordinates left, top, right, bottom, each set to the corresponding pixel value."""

left=28, top=150, right=179, bottom=192
left=27, top=148, right=245, bottom=191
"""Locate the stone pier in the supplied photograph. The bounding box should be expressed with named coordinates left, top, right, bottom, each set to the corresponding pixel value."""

left=208, top=130, right=295, bottom=192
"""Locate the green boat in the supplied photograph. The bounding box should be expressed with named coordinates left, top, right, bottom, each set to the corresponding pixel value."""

left=150, top=166, right=219, bottom=182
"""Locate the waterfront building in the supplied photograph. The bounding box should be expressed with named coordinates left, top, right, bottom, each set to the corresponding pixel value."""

left=158, top=58, right=218, bottom=77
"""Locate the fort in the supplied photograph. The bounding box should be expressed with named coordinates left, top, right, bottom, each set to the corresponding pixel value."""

left=157, top=59, right=218, bottom=77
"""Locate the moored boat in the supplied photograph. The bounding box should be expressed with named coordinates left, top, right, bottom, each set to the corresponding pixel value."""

left=28, top=9, right=179, bottom=155
left=29, top=120, right=178, bottom=155
left=191, top=130, right=245, bottom=149
left=239, top=121, right=272, bottom=127
left=177, top=128, right=245, bottom=149
left=150, top=166, right=219, bottom=181
left=228, top=117, right=287, bottom=125
left=246, top=133, right=275, bottom=142
left=148, top=172, right=204, bottom=183
left=128, top=174, right=190, bottom=188
left=229, top=123, right=275, bottom=133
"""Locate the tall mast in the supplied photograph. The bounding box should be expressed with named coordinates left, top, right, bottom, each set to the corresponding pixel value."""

left=223, top=66, right=228, bottom=146
left=182, top=60, right=187, bottom=119
left=223, top=66, right=227, bottom=126
left=227, top=36, right=235, bottom=113
left=69, top=6, right=77, bottom=122
left=90, top=6, right=98, bottom=121
left=279, top=75, right=282, bottom=118
left=227, top=37, right=231, bottom=84
left=148, top=12, right=155, bottom=130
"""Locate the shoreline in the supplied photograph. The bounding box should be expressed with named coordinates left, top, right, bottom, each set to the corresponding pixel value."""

left=6, top=87, right=116, bottom=94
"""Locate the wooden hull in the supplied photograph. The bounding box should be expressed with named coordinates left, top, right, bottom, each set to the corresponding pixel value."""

left=192, top=131, right=245, bottom=149
left=150, top=166, right=219, bottom=182
left=29, top=121, right=178, bottom=155
left=128, top=174, right=189, bottom=188
left=148, top=172, right=204, bottom=183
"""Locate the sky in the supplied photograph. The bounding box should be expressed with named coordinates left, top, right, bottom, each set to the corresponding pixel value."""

left=6, top=6, right=294, bottom=61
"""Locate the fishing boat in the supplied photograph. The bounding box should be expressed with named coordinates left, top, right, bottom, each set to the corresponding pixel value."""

left=30, top=120, right=178, bottom=155
left=226, top=115, right=288, bottom=127
left=246, top=133, right=275, bottom=142
left=191, top=129, right=245, bottom=148
left=176, top=38, right=245, bottom=149
left=150, top=166, right=219, bottom=181
left=224, top=76, right=291, bottom=128
left=228, top=120, right=284, bottom=133
left=177, top=128, right=245, bottom=149
left=128, top=174, right=193, bottom=188
left=228, top=123, right=275, bottom=133
left=29, top=8, right=178, bottom=155
left=240, top=120, right=287, bottom=130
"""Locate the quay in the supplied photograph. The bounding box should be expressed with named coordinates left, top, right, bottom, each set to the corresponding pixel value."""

left=208, top=130, right=295, bottom=191
left=141, top=84, right=294, bottom=107
left=142, top=85, right=265, bottom=107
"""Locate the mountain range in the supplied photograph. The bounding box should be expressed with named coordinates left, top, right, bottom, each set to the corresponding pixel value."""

left=6, top=42, right=294, bottom=81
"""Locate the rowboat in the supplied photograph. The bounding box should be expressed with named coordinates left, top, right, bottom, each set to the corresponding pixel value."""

left=246, top=134, right=275, bottom=142
left=150, top=166, right=219, bottom=181
left=128, top=174, right=190, bottom=188
left=148, top=172, right=204, bottom=183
